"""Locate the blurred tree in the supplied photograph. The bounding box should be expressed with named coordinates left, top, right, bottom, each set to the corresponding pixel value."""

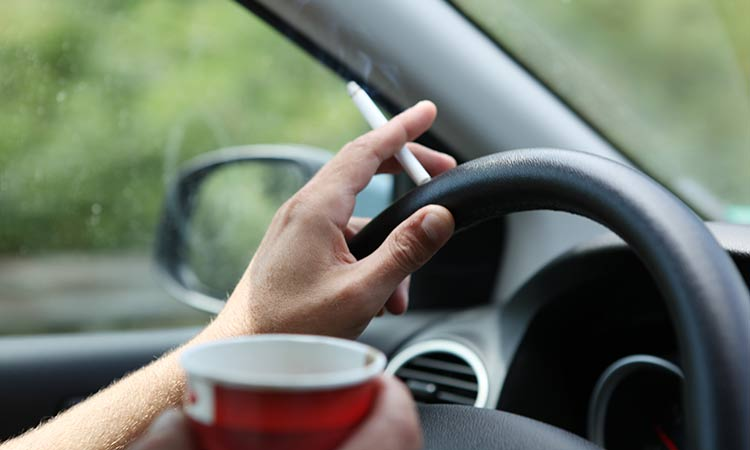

left=0, top=0, right=364, bottom=253
left=458, top=0, right=750, bottom=214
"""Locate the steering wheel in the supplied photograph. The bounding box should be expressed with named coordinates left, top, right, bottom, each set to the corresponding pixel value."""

left=348, top=149, right=750, bottom=450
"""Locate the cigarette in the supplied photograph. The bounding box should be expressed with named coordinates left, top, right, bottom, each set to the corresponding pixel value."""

left=347, top=81, right=431, bottom=186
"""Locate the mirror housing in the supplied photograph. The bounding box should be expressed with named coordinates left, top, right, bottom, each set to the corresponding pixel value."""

left=154, top=144, right=395, bottom=313
left=154, top=144, right=330, bottom=313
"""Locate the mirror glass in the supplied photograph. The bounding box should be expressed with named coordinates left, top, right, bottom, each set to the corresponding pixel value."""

left=185, top=162, right=306, bottom=298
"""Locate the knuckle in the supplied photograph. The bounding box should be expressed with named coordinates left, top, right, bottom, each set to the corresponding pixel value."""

left=275, top=193, right=308, bottom=225
left=351, top=133, right=374, bottom=150
left=342, top=137, right=368, bottom=156
left=389, top=230, right=426, bottom=275
left=345, top=134, right=382, bottom=162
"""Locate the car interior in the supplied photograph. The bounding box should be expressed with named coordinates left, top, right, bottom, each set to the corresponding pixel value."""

left=1, top=1, right=749, bottom=449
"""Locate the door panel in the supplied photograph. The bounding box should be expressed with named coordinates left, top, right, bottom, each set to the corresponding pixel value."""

left=0, top=313, right=442, bottom=441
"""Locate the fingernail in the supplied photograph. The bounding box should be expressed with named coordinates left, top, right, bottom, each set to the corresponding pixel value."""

left=421, top=209, right=453, bottom=243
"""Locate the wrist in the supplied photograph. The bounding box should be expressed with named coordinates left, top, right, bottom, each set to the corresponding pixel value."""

left=191, top=303, right=257, bottom=345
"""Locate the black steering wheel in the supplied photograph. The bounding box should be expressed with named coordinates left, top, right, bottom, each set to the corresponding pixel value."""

left=348, top=149, right=750, bottom=450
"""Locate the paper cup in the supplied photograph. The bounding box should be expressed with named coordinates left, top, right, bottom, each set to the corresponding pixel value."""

left=180, top=334, right=386, bottom=450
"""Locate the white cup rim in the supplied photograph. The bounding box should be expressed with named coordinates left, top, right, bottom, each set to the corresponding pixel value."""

left=181, top=334, right=386, bottom=391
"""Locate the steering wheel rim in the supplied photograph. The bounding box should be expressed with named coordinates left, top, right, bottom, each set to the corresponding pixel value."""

left=348, top=148, right=750, bottom=450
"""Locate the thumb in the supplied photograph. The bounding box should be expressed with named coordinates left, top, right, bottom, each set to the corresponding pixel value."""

left=357, top=205, right=453, bottom=305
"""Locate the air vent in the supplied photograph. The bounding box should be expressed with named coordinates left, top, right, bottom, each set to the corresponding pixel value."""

left=386, top=339, right=489, bottom=407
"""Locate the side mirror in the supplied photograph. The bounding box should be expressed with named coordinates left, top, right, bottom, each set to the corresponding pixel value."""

left=154, top=144, right=393, bottom=313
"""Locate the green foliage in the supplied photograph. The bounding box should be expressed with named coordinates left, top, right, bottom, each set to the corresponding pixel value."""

left=3, top=0, right=749, bottom=256
left=458, top=0, right=750, bottom=212
left=0, top=0, right=365, bottom=253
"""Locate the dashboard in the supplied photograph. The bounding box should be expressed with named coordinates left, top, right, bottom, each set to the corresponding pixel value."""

left=383, top=223, right=750, bottom=449
left=587, top=354, right=683, bottom=449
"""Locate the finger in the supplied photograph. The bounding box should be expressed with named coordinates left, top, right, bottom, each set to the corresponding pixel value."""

left=344, top=217, right=372, bottom=241
left=328, top=101, right=438, bottom=193
left=376, top=143, right=457, bottom=176
left=356, top=205, right=453, bottom=311
left=309, top=101, right=438, bottom=228
left=338, top=376, right=422, bottom=450
left=384, top=277, right=410, bottom=315
left=127, top=409, right=197, bottom=450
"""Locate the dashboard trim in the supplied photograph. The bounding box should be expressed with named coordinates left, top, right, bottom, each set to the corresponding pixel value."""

left=386, top=339, right=490, bottom=408
left=586, top=354, right=684, bottom=446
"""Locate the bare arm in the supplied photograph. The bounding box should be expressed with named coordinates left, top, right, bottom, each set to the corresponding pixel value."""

left=2, top=344, right=181, bottom=450
left=0, top=324, right=228, bottom=450
left=1, top=101, right=455, bottom=450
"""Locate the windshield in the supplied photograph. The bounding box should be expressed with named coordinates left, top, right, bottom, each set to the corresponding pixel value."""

left=453, top=0, right=750, bottom=223
left=0, top=0, right=364, bottom=335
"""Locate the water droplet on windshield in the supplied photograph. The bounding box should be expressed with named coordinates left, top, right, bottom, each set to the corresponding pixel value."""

left=88, top=204, right=102, bottom=227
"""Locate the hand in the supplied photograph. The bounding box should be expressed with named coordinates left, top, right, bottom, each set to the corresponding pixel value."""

left=339, top=375, right=422, bottom=450
left=126, top=409, right=196, bottom=450
left=127, top=376, right=420, bottom=450
left=203, top=101, right=456, bottom=340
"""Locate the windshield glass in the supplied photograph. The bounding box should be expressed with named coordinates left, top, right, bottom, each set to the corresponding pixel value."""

left=0, top=0, right=364, bottom=335
left=454, top=0, right=750, bottom=223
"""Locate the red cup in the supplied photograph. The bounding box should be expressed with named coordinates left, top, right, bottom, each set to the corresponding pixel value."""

left=180, top=334, right=386, bottom=450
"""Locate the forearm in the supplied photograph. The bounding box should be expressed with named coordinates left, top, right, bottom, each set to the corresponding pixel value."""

left=0, top=323, right=233, bottom=450
left=1, top=348, right=183, bottom=450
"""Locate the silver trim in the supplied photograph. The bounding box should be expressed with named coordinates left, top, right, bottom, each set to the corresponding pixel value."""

left=386, top=339, right=490, bottom=408
left=258, top=0, right=623, bottom=162
left=587, top=354, right=684, bottom=445
left=253, top=0, right=619, bottom=305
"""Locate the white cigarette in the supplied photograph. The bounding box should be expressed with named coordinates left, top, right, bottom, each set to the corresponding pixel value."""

left=347, top=81, right=431, bottom=186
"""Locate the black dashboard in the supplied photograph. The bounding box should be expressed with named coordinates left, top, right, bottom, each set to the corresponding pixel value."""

left=383, top=222, right=750, bottom=448
left=2, top=223, right=748, bottom=447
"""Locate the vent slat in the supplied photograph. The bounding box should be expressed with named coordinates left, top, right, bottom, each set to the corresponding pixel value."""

left=405, top=379, right=437, bottom=395
left=390, top=346, right=483, bottom=407
left=410, top=356, right=476, bottom=376
left=435, top=390, right=477, bottom=405
left=396, top=367, right=479, bottom=392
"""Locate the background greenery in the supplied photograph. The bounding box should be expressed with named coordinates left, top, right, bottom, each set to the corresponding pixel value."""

left=0, top=0, right=364, bottom=254
left=2, top=0, right=748, bottom=254
left=459, top=0, right=750, bottom=220
left=1, top=0, right=748, bottom=334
